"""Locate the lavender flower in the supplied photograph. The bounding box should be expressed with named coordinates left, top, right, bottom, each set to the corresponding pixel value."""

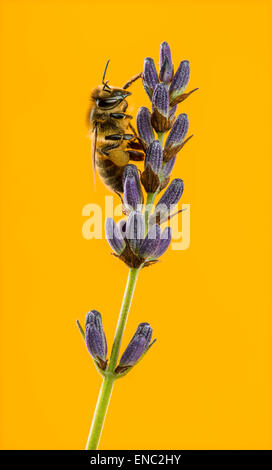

left=152, top=227, right=172, bottom=258
left=169, top=60, right=190, bottom=102
left=160, top=156, right=176, bottom=180
left=126, top=211, right=144, bottom=254
left=163, top=114, right=192, bottom=162
left=145, top=140, right=163, bottom=174
left=136, top=107, right=155, bottom=149
left=105, top=211, right=170, bottom=268
left=123, top=164, right=144, bottom=211
left=151, top=83, right=170, bottom=133
left=143, top=58, right=159, bottom=99
left=169, top=60, right=198, bottom=106
left=141, top=140, right=163, bottom=193
left=105, top=218, right=125, bottom=255
left=150, top=178, right=184, bottom=225
left=85, top=310, right=108, bottom=370
left=138, top=224, right=161, bottom=258
left=159, top=41, right=174, bottom=84
left=115, top=323, right=153, bottom=373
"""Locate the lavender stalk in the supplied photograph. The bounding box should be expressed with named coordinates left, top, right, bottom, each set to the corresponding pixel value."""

left=79, top=41, right=197, bottom=450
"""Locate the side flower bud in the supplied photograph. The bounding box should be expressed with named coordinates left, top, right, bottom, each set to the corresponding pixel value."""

left=153, top=227, right=172, bottom=258
left=115, top=323, right=153, bottom=373
left=126, top=211, right=145, bottom=254
left=169, top=60, right=198, bottom=106
left=85, top=310, right=108, bottom=370
left=105, top=218, right=126, bottom=255
left=138, top=224, right=161, bottom=258
left=141, top=140, right=163, bottom=193
left=150, top=178, right=184, bottom=225
left=159, top=41, right=174, bottom=84
left=163, top=114, right=192, bottom=162
left=123, top=164, right=144, bottom=211
left=151, top=83, right=171, bottom=133
left=136, top=107, right=155, bottom=149
left=169, top=60, right=190, bottom=102
left=143, top=57, right=159, bottom=99
left=159, top=156, right=177, bottom=190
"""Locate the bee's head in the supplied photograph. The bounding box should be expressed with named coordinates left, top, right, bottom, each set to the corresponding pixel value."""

left=90, top=60, right=131, bottom=110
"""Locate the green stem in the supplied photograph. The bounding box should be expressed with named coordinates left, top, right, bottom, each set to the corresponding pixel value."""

left=108, top=268, right=139, bottom=372
left=85, top=375, right=114, bottom=450
left=85, top=267, right=139, bottom=450
left=157, top=132, right=165, bottom=146
left=144, top=192, right=156, bottom=235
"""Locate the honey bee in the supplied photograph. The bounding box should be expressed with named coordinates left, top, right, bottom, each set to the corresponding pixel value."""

left=88, top=60, right=145, bottom=193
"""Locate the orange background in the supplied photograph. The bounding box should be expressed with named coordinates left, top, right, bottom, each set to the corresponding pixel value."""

left=0, top=0, right=271, bottom=450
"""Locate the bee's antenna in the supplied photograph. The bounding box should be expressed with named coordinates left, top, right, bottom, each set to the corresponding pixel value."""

left=102, top=60, right=110, bottom=84
left=102, top=60, right=111, bottom=91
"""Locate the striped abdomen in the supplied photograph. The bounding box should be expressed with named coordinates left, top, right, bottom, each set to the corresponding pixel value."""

left=96, top=158, right=125, bottom=193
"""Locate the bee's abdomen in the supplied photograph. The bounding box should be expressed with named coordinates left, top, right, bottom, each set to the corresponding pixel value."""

left=96, top=159, right=124, bottom=193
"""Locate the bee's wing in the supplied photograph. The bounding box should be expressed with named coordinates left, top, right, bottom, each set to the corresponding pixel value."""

left=91, top=124, right=97, bottom=190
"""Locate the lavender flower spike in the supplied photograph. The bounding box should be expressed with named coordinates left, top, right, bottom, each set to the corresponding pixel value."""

left=105, top=218, right=125, bottom=255
left=115, top=323, right=153, bottom=373
left=159, top=41, right=174, bottom=84
left=136, top=107, right=155, bottom=148
left=164, top=114, right=192, bottom=162
left=150, top=178, right=184, bottom=224
left=85, top=310, right=108, bottom=370
left=143, top=57, right=159, bottom=99
left=123, top=164, right=144, bottom=211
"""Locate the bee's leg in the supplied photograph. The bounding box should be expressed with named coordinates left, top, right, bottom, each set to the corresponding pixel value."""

left=123, top=73, right=142, bottom=90
left=113, top=190, right=131, bottom=216
left=128, top=123, right=146, bottom=150
left=127, top=150, right=145, bottom=161
left=101, top=142, right=120, bottom=157
left=110, top=113, right=133, bottom=120
left=105, top=134, right=134, bottom=141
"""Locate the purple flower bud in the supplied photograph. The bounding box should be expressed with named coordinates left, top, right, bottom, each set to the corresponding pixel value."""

left=143, top=57, right=159, bottom=99
left=118, top=219, right=127, bottom=236
left=157, top=178, right=184, bottom=209
left=169, top=105, right=177, bottom=120
left=169, top=60, right=190, bottom=93
left=85, top=310, right=107, bottom=367
left=105, top=218, right=125, bottom=254
left=136, top=107, right=155, bottom=147
left=123, top=164, right=143, bottom=211
left=169, top=60, right=190, bottom=104
left=138, top=224, right=161, bottom=258
left=159, top=41, right=174, bottom=84
left=151, top=84, right=171, bottom=133
left=117, top=323, right=153, bottom=370
left=145, top=140, right=163, bottom=175
left=161, top=156, right=176, bottom=179
left=153, top=227, right=172, bottom=258
left=166, top=114, right=189, bottom=146
left=152, top=83, right=169, bottom=117
left=151, top=179, right=184, bottom=224
left=164, top=114, right=189, bottom=161
left=126, top=211, right=145, bottom=254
